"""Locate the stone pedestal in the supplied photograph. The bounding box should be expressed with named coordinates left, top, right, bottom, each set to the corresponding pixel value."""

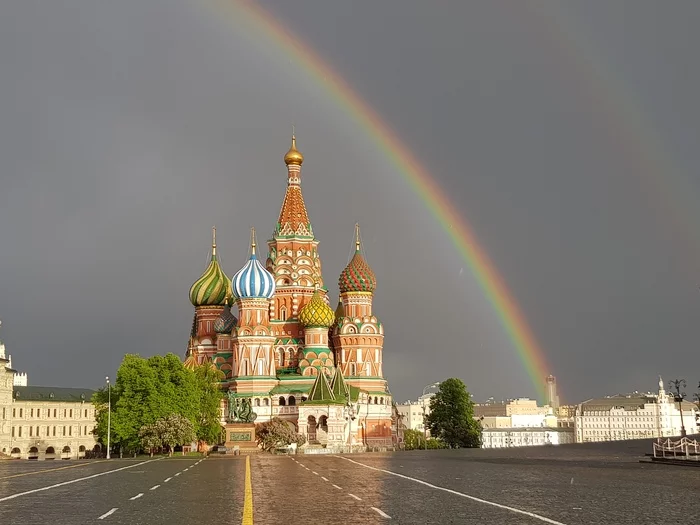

left=224, top=423, right=257, bottom=450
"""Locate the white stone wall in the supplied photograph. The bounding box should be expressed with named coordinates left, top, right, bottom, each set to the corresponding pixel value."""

left=1, top=400, right=97, bottom=459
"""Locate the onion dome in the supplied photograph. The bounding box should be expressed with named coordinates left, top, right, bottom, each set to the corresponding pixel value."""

left=299, top=287, right=335, bottom=328
left=213, top=299, right=238, bottom=334
left=183, top=352, right=198, bottom=370
left=338, top=224, right=376, bottom=294
left=284, top=135, right=304, bottom=166
left=232, top=228, right=276, bottom=299
left=189, top=227, right=231, bottom=306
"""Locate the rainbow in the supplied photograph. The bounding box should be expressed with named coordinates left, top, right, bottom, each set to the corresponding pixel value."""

left=205, top=0, right=551, bottom=400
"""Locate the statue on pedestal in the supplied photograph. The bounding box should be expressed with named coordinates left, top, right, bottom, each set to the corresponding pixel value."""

left=226, top=391, right=257, bottom=423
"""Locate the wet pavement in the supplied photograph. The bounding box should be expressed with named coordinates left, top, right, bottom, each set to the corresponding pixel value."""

left=0, top=441, right=698, bottom=524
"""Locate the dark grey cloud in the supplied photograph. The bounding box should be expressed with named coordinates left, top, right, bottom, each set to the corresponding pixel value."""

left=0, top=0, right=699, bottom=403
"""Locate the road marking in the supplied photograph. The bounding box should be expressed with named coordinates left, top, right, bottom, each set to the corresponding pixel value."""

left=339, top=457, right=567, bottom=525
left=130, top=493, right=143, bottom=500
left=98, top=508, right=118, bottom=520
left=0, top=460, right=107, bottom=480
left=184, top=468, right=189, bottom=471
left=321, top=476, right=329, bottom=481
left=164, top=477, right=172, bottom=483
left=175, top=472, right=181, bottom=477
left=0, top=459, right=158, bottom=503
left=348, top=493, right=362, bottom=501
left=150, top=485, right=160, bottom=491
left=242, top=455, right=253, bottom=525
left=371, top=507, right=391, bottom=519
left=332, top=484, right=342, bottom=490
left=304, top=467, right=310, bottom=471
left=298, top=463, right=305, bottom=467
left=312, top=471, right=319, bottom=475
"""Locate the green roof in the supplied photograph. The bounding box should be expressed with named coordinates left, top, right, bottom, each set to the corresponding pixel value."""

left=13, top=386, right=95, bottom=403
left=304, top=372, right=344, bottom=405
left=330, top=366, right=350, bottom=403
left=269, top=384, right=311, bottom=395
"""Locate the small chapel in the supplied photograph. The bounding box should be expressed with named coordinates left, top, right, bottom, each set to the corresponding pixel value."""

left=184, top=136, right=398, bottom=450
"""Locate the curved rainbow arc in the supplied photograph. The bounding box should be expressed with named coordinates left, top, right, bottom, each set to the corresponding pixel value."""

left=206, top=0, right=551, bottom=400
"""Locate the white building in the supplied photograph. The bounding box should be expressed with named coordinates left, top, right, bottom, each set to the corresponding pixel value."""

left=574, top=377, right=699, bottom=443
left=481, top=427, right=575, bottom=448
left=396, top=391, right=435, bottom=436
left=0, top=320, right=98, bottom=459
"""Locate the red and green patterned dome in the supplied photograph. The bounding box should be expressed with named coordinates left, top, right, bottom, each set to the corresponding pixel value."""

left=338, top=246, right=376, bottom=295
left=299, top=289, right=335, bottom=328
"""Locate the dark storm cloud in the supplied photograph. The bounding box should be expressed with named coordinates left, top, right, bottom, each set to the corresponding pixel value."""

left=0, top=0, right=699, bottom=403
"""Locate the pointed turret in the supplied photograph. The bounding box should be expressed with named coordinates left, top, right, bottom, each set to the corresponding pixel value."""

left=330, top=366, right=350, bottom=404
left=339, top=224, right=376, bottom=294
left=305, top=370, right=337, bottom=404
left=276, top=134, right=313, bottom=238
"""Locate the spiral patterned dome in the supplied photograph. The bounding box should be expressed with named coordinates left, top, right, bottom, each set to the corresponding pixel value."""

left=299, top=289, right=335, bottom=328
left=232, top=235, right=276, bottom=300
left=189, top=231, right=231, bottom=306
left=213, top=301, right=238, bottom=334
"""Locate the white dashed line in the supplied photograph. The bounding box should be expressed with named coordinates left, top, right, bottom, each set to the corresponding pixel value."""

left=372, top=507, right=392, bottom=519
left=175, top=472, right=181, bottom=477
left=150, top=485, right=160, bottom=491
left=339, top=457, right=566, bottom=525
left=98, top=508, right=118, bottom=520
left=332, top=484, right=343, bottom=490
left=184, top=468, right=189, bottom=471
left=129, top=493, right=143, bottom=501
left=298, top=463, right=305, bottom=468
left=164, top=477, right=172, bottom=483
left=304, top=467, right=310, bottom=471
left=312, top=471, right=319, bottom=475
left=321, top=476, right=329, bottom=482
left=0, top=459, right=159, bottom=503
left=348, top=493, right=362, bottom=501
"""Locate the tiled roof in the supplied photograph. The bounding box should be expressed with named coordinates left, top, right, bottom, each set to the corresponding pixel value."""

left=13, top=386, right=95, bottom=403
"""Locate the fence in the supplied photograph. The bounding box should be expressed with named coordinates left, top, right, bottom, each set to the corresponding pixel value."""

left=652, top=437, right=700, bottom=461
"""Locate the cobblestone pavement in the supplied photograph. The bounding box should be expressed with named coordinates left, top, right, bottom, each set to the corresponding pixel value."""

left=1, top=441, right=699, bottom=524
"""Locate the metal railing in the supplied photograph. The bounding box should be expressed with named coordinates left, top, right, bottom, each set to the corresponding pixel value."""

left=652, top=437, right=700, bottom=461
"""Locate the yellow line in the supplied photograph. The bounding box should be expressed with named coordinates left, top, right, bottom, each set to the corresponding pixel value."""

left=242, top=455, right=253, bottom=525
left=0, top=460, right=107, bottom=480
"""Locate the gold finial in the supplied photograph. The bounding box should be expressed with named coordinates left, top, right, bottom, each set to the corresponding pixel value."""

left=284, top=132, right=304, bottom=166
left=212, top=226, right=217, bottom=256
left=355, top=223, right=361, bottom=252
left=250, top=227, right=257, bottom=255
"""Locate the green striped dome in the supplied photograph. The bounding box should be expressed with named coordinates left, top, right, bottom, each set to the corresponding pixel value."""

left=189, top=250, right=231, bottom=307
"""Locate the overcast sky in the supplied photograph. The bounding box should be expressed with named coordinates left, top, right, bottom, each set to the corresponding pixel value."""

left=1, top=0, right=699, bottom=403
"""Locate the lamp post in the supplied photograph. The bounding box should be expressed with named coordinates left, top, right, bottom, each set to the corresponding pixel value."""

left=345, top=402, right=356, bottom=453
left=421, top=382, right=440, bottom=450
left=669, top=379, right=687, bottom=438
left=106, top=376, right=111, bottom=459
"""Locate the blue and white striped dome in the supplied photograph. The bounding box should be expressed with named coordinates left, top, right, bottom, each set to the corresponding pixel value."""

left=232, top=249, right=276, bottom=300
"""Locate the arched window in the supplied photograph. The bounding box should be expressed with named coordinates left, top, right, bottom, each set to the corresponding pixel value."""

left=280, top=306, right=287, bottom=321
left=288, top=396, right=296, bottom=406
left=263, top=398, right=270, bottom=406
left=279, top=396, right=286, bottom=406
left=277, top=349, right=284, bottom=367
left=254, top=398, right=260, bottom=407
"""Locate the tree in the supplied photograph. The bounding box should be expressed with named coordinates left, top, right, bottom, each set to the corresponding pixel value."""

left=139, top=423, right=161, bottom=457
left=92, top=353, right=221, bottom=454
left=425, top=378, right=481, bottom=448
left=255, top=418, right=306, bottom=452
left=156, top=414, right=196, bottom=456
left=403, top=429, right=426, bottom=450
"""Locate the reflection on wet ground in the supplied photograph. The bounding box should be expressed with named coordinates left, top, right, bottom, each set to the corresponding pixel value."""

left=1, top=440, right=698, bottom=524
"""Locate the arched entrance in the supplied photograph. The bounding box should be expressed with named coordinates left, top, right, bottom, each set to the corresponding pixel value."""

left=11, top=447, right=21, bottom=458
left=62, top=446, right=72, bottom=459
left=28, top=446, right=39, bottom=460
left=307, top=415, right=317, bottom=444
left=317, top=415, right=329, bottom=445
left=45, top=446, right=56, bottom=460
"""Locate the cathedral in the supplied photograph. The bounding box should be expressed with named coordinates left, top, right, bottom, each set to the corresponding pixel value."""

left=185, top=136, right=396, bottom=450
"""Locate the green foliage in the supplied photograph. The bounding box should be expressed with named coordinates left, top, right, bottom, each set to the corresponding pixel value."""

left=255, top=417, right=306, bottom=452
left=138, top=423, right=161, bottom=457
left=426, top=438, right=447, bottom=449
left=403, top=429, right=426, bottom=450
left=92, top=353, right=224, bottom=454
left=138, top=414, right=196, bottom=456
left=425, top=378, right=481, bottom=448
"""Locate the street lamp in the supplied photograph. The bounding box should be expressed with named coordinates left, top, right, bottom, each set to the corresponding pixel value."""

left=421, top=382, right=440, bottom=450
left=669, top=379, right=687, bottom=438
left=106, top=376, right=111, bottom=459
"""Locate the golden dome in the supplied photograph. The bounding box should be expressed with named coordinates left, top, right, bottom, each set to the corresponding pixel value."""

left=299, top=288, right=335, bottom=328
left=284, top=135, right=304, bottom=166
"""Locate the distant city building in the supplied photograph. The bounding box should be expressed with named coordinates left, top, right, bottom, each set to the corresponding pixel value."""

left=481, top=427, right=575, bottom=448
left=573, top=377, right=699, bottom=442
left=546, top=374, right=560, bottom=409
left=0, top=320, right=98, bottom=459
left=396, top=389, right=437, bottom=437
